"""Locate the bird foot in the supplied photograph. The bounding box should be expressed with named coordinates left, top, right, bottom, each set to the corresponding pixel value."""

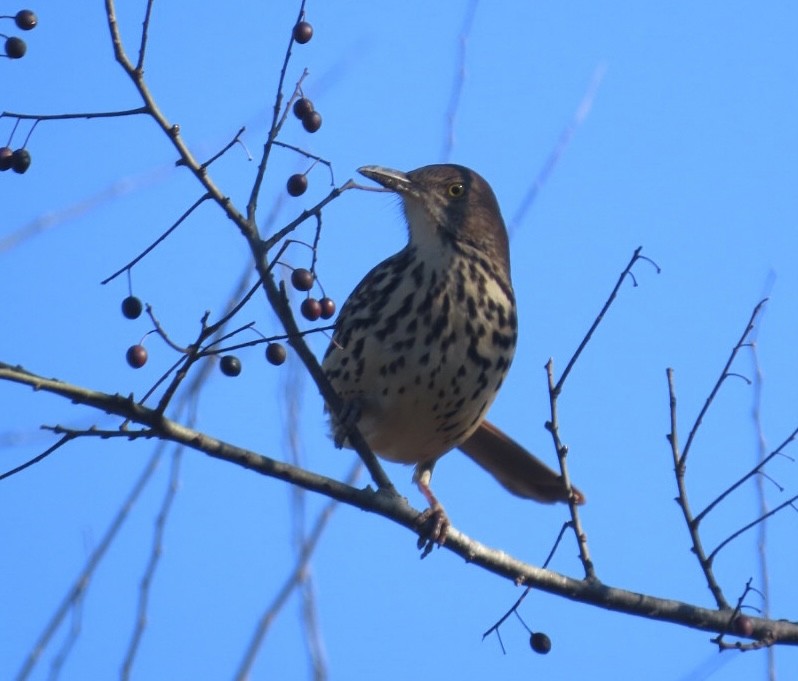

left=415, top=503, right=450, bottom=559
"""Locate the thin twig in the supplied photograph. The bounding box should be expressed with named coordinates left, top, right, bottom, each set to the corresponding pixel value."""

left=0, top=108, right=148, bottom=121
left=441, top=0, right=478, bottom=161
left=135, top=0, right=156, bottom=73
left=679, top=299, right=768, bottom=467
left=233, top=462, right=360, bottom=681
left=554, top=247, right=657, bottom=396
left=101, top=194, right=212, bottom=285
left=14, top=450, right=163, bottom=681
left=0, top=433, right=74, bottom=481
left=666, top=368, right=729, bottom=610
left=708, top=494, right=798, bottom=564
left=509, top=63, right=607, bottom=234
left=121, top=447, right=182, bottom=680
left=546, top=360, right=595, bottom=581
left=695, top=425, right=798, bottom=524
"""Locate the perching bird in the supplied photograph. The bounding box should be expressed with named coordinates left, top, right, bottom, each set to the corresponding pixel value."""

left=322, top=164, right=583, bottom=546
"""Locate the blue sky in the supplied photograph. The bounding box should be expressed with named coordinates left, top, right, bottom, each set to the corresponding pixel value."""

left=2, top=2, right=797, bottom=679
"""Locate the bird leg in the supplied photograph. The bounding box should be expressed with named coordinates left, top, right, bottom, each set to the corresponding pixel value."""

left=413, top=462, right=450, bottom=557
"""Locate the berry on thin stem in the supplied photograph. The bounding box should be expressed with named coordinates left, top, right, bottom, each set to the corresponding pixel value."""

left=126, top=344, right=148, bottom=369
left=293, top=97, right=314, bottom=120
left=319, top=297, right=336, bottom=319
left=292, top=21, right=313, bottom=44
left=291, top=268, right=314, bottom=292
left=121, top=296, right=143, bottom=319
left=529, top=632, right=551, bottom=655
left=266, top=342, right=287, bottom=366
left=286, top=173, right=308, bottom=197
left=15, top=10, right=38, bottom=30
left=0, top=147, right=13, bottom=171
left=220, top=355, right=242, bottom=377
left=301, top=298, right=322, bottom=321
left=5, top=36, right=27, bottom=59
left=11, top=149, right=31, bottom=174
left=302, top=110, right=322, bottom=133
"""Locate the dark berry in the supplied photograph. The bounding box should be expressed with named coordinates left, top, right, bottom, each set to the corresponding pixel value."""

left=15, top=10, right=38, bottom=30
left=286, top=173, right=308, bottom=197
left=300, top=297, right=322, bottom=321
left=126, top=344, right=148, bottom=368
left=266, top=342, right=287, bottom=366
left=0, top=147, right=13, bottom=171
left=5, top=36, right=27, bottom=59
left=292, top=21, right=313, bottom=44
left=530, top=632, right=551, bottom=655
left=293, top=97, right=314, bottom=120
left=121, top=296, right=143, bottom=319
left=11, top=149, right=31, bottom=174
left=220, top=355, right=242, bottom=377
left=290, top=268, right=314, bottom=291
left=302, top=110, right=322, bottom=133
left=319, top=297, right=336, bottom=319
left=733, top=615, right=754, bottom=638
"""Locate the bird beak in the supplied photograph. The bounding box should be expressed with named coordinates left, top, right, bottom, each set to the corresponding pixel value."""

left=358, top=165, right=412, bottom=194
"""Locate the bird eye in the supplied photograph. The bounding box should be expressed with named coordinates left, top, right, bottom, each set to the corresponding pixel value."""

left=448, top=183, right=465, bottom=198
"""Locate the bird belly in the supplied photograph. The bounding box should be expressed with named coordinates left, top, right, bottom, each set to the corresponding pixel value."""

left=323, top=253, right=517, bottom=466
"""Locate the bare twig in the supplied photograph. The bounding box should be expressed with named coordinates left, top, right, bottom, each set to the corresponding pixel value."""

left=441, top=0, right=478, bottom=161
left=695, top=425, right=798, bottom=524
left=679, top=299, right=768, bottom=467
left=509, top=63, right=607, bottom=234
left=101, top=194, right=212, bottom=285
left=546, top=359, right=595, bottom=581
left=121, top=447, right=182, bottom=681
left=14, top=450, right=163, bottom=681
left=0, top=433, right=74, bottom=481
left=666, top=368, right=729, bottom=610
left=554, top=247, right=658, bottom=396
left=482, top=521, right=573, bottom=644
left=708, top=494, right=798, bottom=564
left=0, top=108, right=148, bottom=121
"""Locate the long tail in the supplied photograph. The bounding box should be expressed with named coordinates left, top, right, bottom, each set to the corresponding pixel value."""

left=458, top=420, right=585, bottom=504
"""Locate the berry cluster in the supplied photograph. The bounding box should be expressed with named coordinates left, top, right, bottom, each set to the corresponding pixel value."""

left=290, top=267, right=335, bottom=322
left=119, top=291, right=293, bottom=374
left=2, top=9, right=37, bottom=59
left=0, top=146, right=30, bottom=173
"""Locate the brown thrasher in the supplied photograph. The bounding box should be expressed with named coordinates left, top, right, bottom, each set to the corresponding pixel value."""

left=322, top=164, right=583, bottom=546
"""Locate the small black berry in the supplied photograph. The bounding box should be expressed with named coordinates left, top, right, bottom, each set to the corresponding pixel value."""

left=300, top=297, right=322, bottom=321
left=0, top=147, right=13, bottom=171
left=15, top=10, right=38, bottom=30
left=302, top=110, right=322, bottom=133
left=286, top=173, right=308, bottom=197
left=291, top=268, right=314, bottom=291
left=266, top=342, right=287, bottom=366
left=529, top=632, right=551, bottom=655
left=292, top=21, right=313, bottom=44
left=11, top=149, right=31, bottom=174
left=121, top=296, right=143, bottom=319
left=220, top=355, right=242, bottom=377
left=5, top=36, right=27, bottom=59
left=319, top=297, right=336, bottom=319
left=293, top=97, right=314, bottom=120
left=126, top=344, right=148, bottom=368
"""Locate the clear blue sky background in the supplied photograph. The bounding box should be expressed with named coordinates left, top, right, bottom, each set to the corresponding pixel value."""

left=2, top=2, right=797, bottom=680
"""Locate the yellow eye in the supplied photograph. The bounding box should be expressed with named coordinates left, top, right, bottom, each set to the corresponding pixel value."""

left=447, top=182, right=465, bottom=198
